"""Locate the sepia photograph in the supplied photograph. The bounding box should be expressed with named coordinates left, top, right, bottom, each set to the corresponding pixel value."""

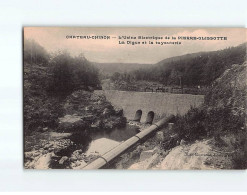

left=23, top=27, right=246, bottom=170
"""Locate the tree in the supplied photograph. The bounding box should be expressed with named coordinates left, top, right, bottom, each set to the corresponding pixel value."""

left=24, top=39, right=49, bottom=65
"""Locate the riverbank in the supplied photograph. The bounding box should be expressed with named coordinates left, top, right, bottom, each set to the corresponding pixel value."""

left=108, top=127, right=239, bottom=170
left=24, top=123, right=140, bottom=169
left=24, top=89, right=129, bottom=169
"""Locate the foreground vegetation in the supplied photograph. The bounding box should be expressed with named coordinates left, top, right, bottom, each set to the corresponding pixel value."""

left=168, top=62, right=247, bottom=169
left=24, top=39, right=124, bottom=135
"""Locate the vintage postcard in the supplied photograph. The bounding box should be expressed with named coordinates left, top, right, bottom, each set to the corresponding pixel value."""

left=23, top=27, right=246, bottom=169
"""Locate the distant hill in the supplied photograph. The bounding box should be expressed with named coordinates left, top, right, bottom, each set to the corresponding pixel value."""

left=126, top=43, right=247, bottom=87
left=92, top=62, right=152, bottom=76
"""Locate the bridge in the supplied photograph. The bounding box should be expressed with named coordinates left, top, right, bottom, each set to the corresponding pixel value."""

left=95, top=90, right=204, bottom=123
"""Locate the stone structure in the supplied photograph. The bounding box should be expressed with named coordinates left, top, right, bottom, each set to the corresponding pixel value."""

left=95, top=90, right=204, bottom=123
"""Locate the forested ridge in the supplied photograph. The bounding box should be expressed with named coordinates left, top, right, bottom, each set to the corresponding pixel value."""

left=111, top=43, right=246, bottom=87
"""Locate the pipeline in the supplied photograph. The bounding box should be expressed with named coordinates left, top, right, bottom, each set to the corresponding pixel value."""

left=81, top=115, right=175, bottom=170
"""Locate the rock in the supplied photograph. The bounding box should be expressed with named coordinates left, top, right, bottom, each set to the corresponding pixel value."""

left=70, top=157, right=77, bottom=162
left=72, top=150, right=82, bottom=156
left=91, top=119, right=102, bottom=129
left=33, top=145, right=40, bottom=150
left=113, top=106, right=123, bottom=116
left=159, top=150, right=169, bottom=160
left=42, top=150, right=48, bottom=154
left=44, top=143, right=53, bottom=149
left=75, top=160, right=81, bottom=166
left=25, top=151, right=34, bottom=158
left=143, top=153, right=160, bottom=169
left=103, top=108, right=112, bottom=116
left=87, top=86, right=94, bottom=91
left=59, top=114, right=82, bottom=123
left=140, top=148, right=158, bottom=161
left=180, top=139, right=186, bottom=145
left=32, top=151, right=41, bottom=157
left=85, top=106, right=90, bottom=111
left=57, top=119, right=87, bottom=132
left=156, top=131, right=164, bottom=142
left=82, top=114, right=95, bottom=121
left=103, top=119, right=114, bottom=129
left=37, top=126, right=43, bottom=132
left=59, top=156, right=69, bottom=165
left=128, top=162, right=142, bottom=170
left=160, top=139, right=217, bottom=170
left=128, top=153, right=160, bottom=170
left=77, top=149, right=83, bottom=153
left=34, top=153, right=52, bottom=169
left=42, top=127, right=48, bottom=132
left=168, top=123, right=174, bottom=131
left=73, top=160, right=87, bottom=169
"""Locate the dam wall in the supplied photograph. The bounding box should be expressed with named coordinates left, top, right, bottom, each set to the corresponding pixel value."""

left=95, top=90, right=204, bottom=123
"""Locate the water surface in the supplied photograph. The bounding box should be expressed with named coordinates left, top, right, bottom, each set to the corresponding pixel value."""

left=85, top=124, right=140, bottom=155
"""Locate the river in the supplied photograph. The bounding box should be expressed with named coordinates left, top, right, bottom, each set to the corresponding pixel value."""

left=24, top=124, right=140, bottom=169
left=72, top=124, right=140, bottom=156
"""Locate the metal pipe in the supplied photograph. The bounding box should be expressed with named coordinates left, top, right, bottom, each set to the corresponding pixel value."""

left=82, top=115, right=175, bottom=169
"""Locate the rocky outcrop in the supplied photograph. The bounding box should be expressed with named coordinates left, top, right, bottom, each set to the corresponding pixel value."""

left=158, top=137, right=235, bottom=170
left=128, top=148, right=160, bottom=170
left=24, top=131, right=100, bottom=169
left=57, top=90, right=126, bottom=133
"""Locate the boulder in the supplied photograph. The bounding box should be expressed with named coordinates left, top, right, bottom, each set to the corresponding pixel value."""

left=128, top=153, right=160, bottom=170
left=82, top=114, right=95, bottom=121
left=34, top=153, right=52, bottom=169
left=44, top=143, right=53, bottom=149
left=143, top=153, right=160, bottom=169
left=73, top=160, right=87, bottom=169
left=57, top=120, right=87, bottom=132
left=103, top=108, right=112, bottom=116
left=91, top=119, right=102, bottom=129
left=59, top=114, right=82, bottom=123
left=59, top=156, right=69, bottom=165
left=140, top=148, right=158, bottom=161
left=42, top=127, right=49, bottom=132
left=180, top=139, right=187, bottom=145
left=113, top=106, right=123, bottom=116
left=156, top=131, right=164, bottom=142
left=70, top=157, right=77, bottom=162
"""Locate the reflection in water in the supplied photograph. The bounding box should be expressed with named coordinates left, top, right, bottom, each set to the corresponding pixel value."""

left=64, top=124, right=140, bottom=157
left=85, top=138, right=120, bottom=156
left=77, top=124, right=140, bottom=156
left=91, top=124, right=140, bottom=142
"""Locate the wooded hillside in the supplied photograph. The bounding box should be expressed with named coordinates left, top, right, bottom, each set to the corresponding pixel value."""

left=112, top=43, right=246, bottom=87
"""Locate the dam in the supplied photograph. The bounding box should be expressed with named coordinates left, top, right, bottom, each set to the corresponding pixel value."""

left=81, top=90, right=205, bottom=169
left=95, top=90, right=205, bottom=123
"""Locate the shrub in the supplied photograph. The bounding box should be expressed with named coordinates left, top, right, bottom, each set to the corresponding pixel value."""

left=172, top=105, right=245, bottom=142
left=172, top=107, right=207, bottom=141
left=24, top=39, right=49, bottom=65
left=47, top=52, right=100, bottom=96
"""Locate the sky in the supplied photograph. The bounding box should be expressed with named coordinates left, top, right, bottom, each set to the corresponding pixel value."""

left=24, top=27, right=246, bottom=64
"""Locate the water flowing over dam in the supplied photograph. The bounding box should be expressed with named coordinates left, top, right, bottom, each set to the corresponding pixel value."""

left=95, top=90, right=205, bottom=123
